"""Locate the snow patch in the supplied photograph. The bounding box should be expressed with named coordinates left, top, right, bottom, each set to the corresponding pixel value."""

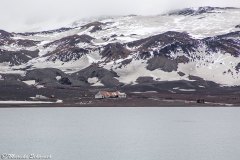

left=56, top=76, right=62, bottom=80
left=88, top=77, right=98, bottom=84
left=22, top=80, right=36, bottom=86
left=92, top=81, right=104, bottom=86
left=0, top=101, right=54, bottom=104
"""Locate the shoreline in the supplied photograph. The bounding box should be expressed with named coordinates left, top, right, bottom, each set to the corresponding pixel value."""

left=0, top=100, right=238, bottom=108
left=0, top=88, right=240, bottom=108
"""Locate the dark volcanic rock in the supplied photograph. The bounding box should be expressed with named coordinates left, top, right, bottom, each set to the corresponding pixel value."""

left=123, top=78, right=221, bottom=94
left=24, top=68, right=88, bottom=87
left=0, top=74, right=33, bottom=100
left=111, top=34, right=118, bottom=38
left=139, top=51, right=152, bottom=59
left=0, top=37, right=39, bottom=47
left=235, top=25, right=240, bottom=28
left=0, top=30, right=13, bottom=39
left=127, top=31, right=239, bottom=63
left=204, top=31, right=240, bottom=57
left=168, top=7, right=215, bottom=16
left=188, top=75, right=205, bottom=81
left=0, top=79, right=39, bottom=101
left=101, top=42, right=131, bottom=61
left=24, top=68, right=68, bottom=83
left=118, top=58, right=132, bottom=68
left=0, top=74, right=23, bottom=81
left=147, top=56, right=178, bottom=72
left=178, top=72, right=185, bottom=77
left=0, top=49, right=39, bottom=65
left=72, top=64, right=118, bottom=79
left=136, top=77, right=156, bottom=84
left=169, top=8, right=199, bottom=16
left=82, top=21, right=104, bottom=33
left=0, top=80, right=31, bottom=99
left=216, top=31, right=240, bottom=39
left=121, top=58, right=132, bottom=65
left=44, top=34, right=94, bottom=48
left=0, top=79, right=28, bottom=88
left=168, top=7, right=238, bottom=16
left=235, top=63, right=240, bottom=72
left=175, top=56, right=189, bottom=63
left=58, top=77, right=72, bottom=85
left=128, top=31, right=199, bottom=57
left=72, top=64, right=122, bottom=87
left=43, top=34, right=94, bottom=62
left=101, top=75, right=123, bottom=87
left=17, top=27, right=73, bottom=36
left=45, top=46, right=88, bottom=62
left=15, top=39, right=39, bottom=47
left=188, top=75, right=219, bottom=88
left=0, top=30, right=39, bottom=47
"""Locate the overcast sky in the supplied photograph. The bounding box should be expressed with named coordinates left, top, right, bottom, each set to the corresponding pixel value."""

left=1, top=0, right=240, bottom=32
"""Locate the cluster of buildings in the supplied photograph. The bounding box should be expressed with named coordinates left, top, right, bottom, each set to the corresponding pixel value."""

left=95, top=91, right=126, bottom=99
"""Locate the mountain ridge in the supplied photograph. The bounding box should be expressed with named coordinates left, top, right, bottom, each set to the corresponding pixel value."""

left=0, top=6, right=240, bottom=91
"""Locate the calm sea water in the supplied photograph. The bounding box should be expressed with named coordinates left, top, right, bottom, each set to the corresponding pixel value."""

left=0, top=107, right=240, bottom=160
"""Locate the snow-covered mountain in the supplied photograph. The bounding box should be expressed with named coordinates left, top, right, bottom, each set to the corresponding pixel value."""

left=0, top=6, right=240, bottom=89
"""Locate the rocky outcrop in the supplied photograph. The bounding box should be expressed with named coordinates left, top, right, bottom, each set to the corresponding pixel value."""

left=82, top=21, right=104, bottom=33
left=136, top=77, right=156, bottom=84
left=128, top=31, right=199, bottom=57
left=72, top=64, right=118, bottom=79
left=204, top=31, right=240, bottom=57
left=0, top=30, right=13, bottom=39
left=0, top=49, right=39, bottom=65
left=44, top=34, right=94, bottom=48
left=45, top=47, right=88, bottom=62
left=24, top=68, right=88, bottom=86
left=24, top=68, right=68, bottom=82
left=177, top=72, right=185, bottom=77
left=235, top=63, right=240, bottom=72
left=72, top=64, right=123, bottom=87
left=0, top=30, right=39, bottom=47
left=100, top=42, right=131, bottom=61
left=147, top=56, right=178, bottom=72
left=43, top=34, right=94, bottom=62
left=0, top=38, right=39, bottom=47
left=127, top=30, right=239, bottom=60
left=168, top=7, right=238, bottom=16
left=188, top=75, right=219, bottom=88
